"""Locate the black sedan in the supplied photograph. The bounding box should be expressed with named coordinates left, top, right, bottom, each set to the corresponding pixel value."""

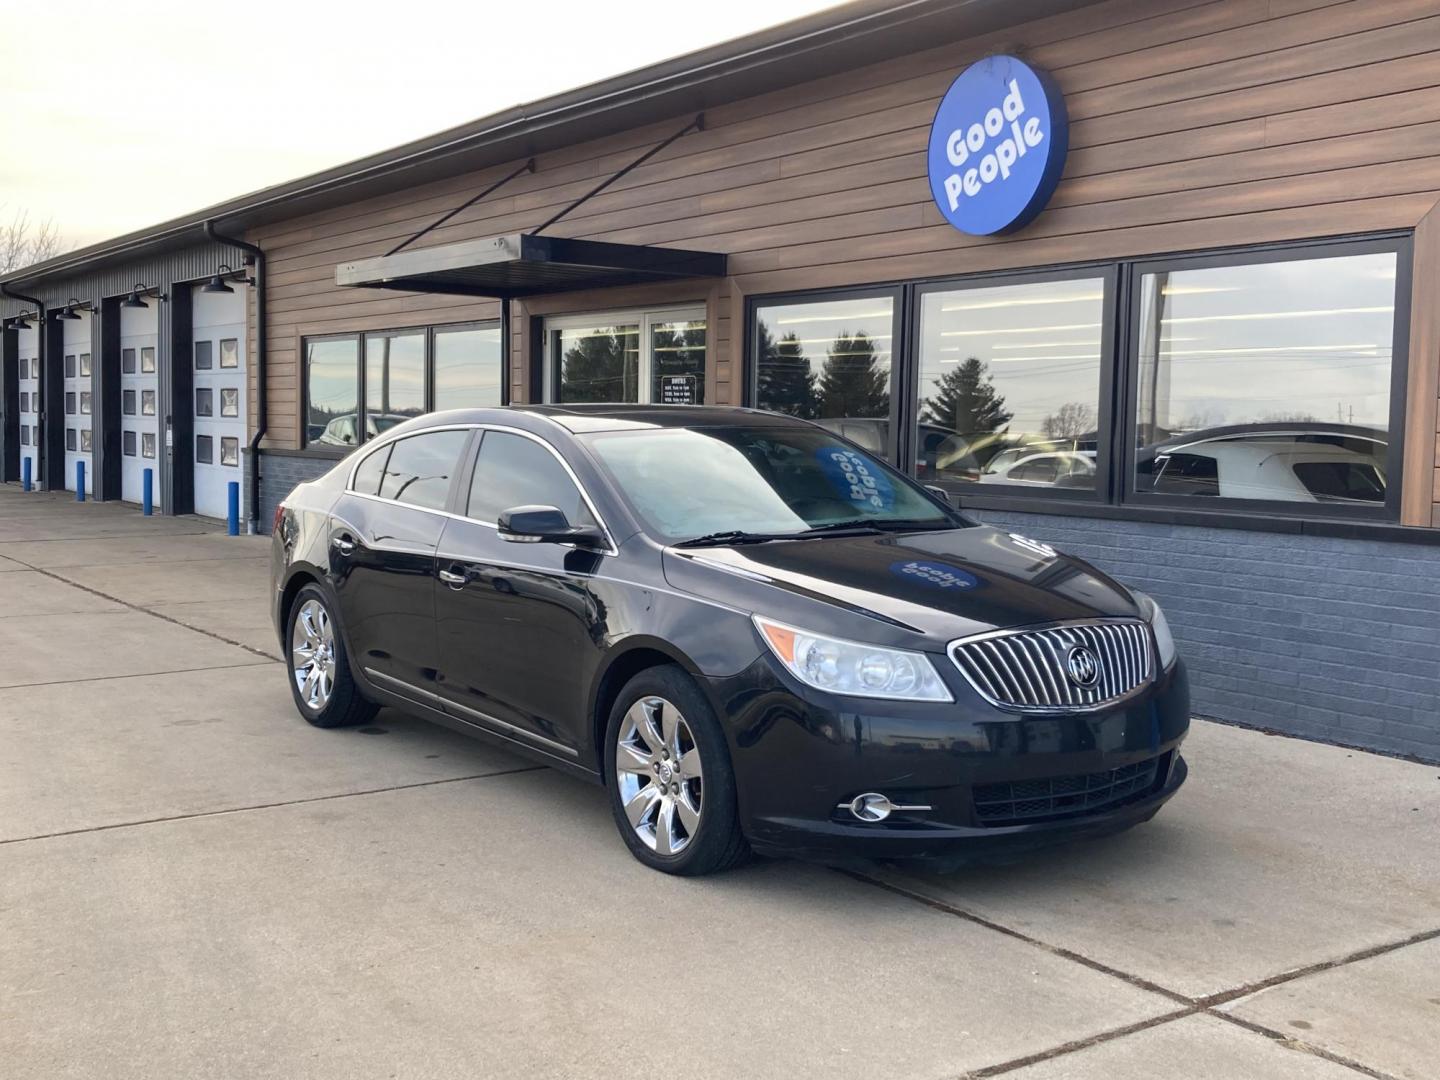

left=271, top=405, right=1189, bottom=875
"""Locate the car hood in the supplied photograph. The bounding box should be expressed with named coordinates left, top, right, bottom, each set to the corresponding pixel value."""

left=661, top=525, right=1140, bottom=645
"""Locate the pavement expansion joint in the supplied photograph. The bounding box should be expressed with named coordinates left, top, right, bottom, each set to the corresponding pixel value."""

left=843, top=869, right=1436, bottom=1080
left=15, top=560, right=281, bottom=663
left=0, top=765, right=548, bottom=847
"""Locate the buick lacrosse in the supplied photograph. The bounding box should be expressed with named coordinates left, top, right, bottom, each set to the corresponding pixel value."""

left=271, top=405, right=1189, bottom=875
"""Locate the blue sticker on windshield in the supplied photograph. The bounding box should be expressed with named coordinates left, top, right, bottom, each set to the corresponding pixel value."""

left=890, top=560, right=981, bottom=591
left=817, top=446, right=894, bottom=512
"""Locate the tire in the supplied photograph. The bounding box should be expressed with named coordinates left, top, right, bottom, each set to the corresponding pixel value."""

left=286, top=584, right=377, bottom=729
left=603, top=664, right=750, bottom=876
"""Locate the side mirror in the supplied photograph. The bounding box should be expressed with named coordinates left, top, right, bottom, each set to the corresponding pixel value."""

left=497, top=504, right=607, bottom=549
left=924, top=484, right=954, bottom=507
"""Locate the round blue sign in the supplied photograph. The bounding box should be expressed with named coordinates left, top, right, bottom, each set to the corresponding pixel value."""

left=927, top=55, right=1068, bottom=236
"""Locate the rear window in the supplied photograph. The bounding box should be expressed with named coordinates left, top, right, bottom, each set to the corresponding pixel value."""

left=1292, top=461, right=1385, bottom=503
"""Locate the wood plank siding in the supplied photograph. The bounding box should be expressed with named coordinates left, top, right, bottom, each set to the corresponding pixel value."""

left=245, top=0, right=1440, bottom=524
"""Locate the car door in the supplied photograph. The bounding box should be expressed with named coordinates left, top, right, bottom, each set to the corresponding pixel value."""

left=433, top=428, right=610, bottom=758
left=328, top=427, right=474, bottom=699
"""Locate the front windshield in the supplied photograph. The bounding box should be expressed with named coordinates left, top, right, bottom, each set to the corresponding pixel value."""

left=582, top=424, right=959, bottom=541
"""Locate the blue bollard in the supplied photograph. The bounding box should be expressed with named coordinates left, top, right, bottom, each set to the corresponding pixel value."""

left=142, top=468, right=153, bottom=516
left=227, top=481, right=240, bottom=536
left=76, top=460, right=85, bottom=502
left=22, top=457, right=31, bottom=492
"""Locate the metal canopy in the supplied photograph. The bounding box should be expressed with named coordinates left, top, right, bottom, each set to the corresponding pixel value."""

left=335, top=233, right=728, bottom=299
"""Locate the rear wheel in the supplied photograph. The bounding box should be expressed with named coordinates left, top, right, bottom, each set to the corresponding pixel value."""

left=604, top=665, right=749, bottom=876
left=287, top=584, right=376, bottom=729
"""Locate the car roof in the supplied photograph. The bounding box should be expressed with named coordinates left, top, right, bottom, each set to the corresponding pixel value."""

left=397, top=403, right=803, bottom=435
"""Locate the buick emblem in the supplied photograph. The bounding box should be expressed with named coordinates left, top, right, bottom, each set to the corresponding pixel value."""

left=1065, top=645, right=1100, bottom=688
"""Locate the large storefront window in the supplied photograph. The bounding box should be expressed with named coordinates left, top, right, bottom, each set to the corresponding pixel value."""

left=916, top=275, right=1107, bottom=493
left=305, top=337, right=361, bottom=447
left=365, top=331, right=426, bottom=436
left=747, top=235, right=1407, bottom=521
left=435, top=324, right=503, bottom=410
left=1132, top=250, right=1397, bottom=508
left=753, top=294, right=895, bottom=456
left=303, top=319, right=503, bottom=448
left=547, top=308, right=705, bottom=405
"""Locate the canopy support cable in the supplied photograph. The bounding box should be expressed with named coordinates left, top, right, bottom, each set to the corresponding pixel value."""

left=385, top=158, right=536, bottom=257
left=531, top=114, right=704, bottom=235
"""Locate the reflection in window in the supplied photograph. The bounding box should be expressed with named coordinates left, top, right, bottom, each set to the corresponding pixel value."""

left=366, top=332, right=426, bottom=426
left=142, top=432, right=156, bottom=458
left=434, top=325, right=502, bottom=410
left=304, top=337, right=359, bottom=447
left=1134, top=251, right=1395, bottom=505
left=652, top=320, right=706, bottom=405
left=221, top=437, right=239, bottom=466
left=917, top=278, right=1105, bottom=491
left=196, top=389, right=213, bottom=417
left=378, top=430, right=468, bottom=510
left=467, top=431, right=593, bottom=525
left=122, top=349, right=136, bottom=374
left=195, top=341, right=213, bottom=370
left=80, top=429, right=92, bottom=453
left=755, top=297, right=892, bottom=451
left=123, top=430, right=135, bottom=456
left=196, top=435, right=213, bottom=464
left=219, top=339, right=240, bottom=369
left=141, top=347, right=155, bottom=373
left=555, top=323, right=640, bottom=403
left=141, top=390, right=156, bottom=416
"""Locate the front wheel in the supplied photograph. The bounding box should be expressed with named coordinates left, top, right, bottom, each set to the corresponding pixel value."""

left=287, top=584, right=377, bottom=729
left=603, top=665, right=749, bottom=876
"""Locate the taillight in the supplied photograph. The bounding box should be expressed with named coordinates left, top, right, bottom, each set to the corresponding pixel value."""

left=272, top=502, right=287, bottom=534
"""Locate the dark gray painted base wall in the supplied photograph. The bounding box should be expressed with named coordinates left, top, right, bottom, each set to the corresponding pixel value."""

left=979, top=509, right=1440, bottom=762
left=257, top=449, right=1440, bottom=762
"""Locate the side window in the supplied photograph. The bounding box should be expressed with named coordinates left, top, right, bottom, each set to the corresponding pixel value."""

left=377, top=430, right=469, bottom=510
left=351, top=443, right=392, bottom=496
left=467, top=431, right=595, bottom=527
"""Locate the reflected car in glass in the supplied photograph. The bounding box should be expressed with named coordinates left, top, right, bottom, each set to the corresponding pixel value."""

left=271, top=405, right=1190, bottom=876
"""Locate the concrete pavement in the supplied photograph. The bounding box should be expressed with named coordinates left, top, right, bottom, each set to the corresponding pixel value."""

left=0, top=483, right=1436, bottom=1079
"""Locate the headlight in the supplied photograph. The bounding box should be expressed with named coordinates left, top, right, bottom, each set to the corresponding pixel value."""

left=1134, top=591, right=1177, bottom=670
left=753, top=616, right=953, bottom=702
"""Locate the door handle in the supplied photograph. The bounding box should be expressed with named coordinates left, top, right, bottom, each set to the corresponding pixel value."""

left=438, top=569, right=467, bottom=587
left=331, top=535, right=356, bottom=556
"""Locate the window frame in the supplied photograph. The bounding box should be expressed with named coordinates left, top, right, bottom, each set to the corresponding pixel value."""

left=746, top=284, right=907, bottom=466
left=744, top=232, right=1412, bottom=526
left=543, top=305, right=708, bottom=407
left=302, top=319, right=504, bottom=451
left=907, top=262, right=1119, bottom=506
left=1117, top=234, right=1411, bottom=524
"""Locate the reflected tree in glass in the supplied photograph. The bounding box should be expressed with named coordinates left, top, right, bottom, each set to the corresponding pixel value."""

left=561, top=328, right=638, bottom=403
left=817, top=330, right=889, bottom=419
left=755, top=322, right=819, bottom=418
left=921, top=356, right=1012, bottom=441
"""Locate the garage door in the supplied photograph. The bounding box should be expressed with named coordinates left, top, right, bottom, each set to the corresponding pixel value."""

left=61, top=313, right=94, bottom=497
left=16, top=326, right=39, bottom=485
left=119, top=303, right=162, bottom=509
left=191, top=285, right=246, bottom=520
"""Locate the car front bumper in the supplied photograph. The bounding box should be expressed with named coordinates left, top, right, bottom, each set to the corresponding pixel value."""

left=705, top=655, right=1191, bottom=868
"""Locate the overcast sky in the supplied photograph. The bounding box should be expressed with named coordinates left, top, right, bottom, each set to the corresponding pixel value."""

left=0, top=0, right=833, bottom=250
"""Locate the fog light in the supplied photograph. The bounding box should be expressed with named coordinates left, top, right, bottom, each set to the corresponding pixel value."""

left=843, top=793, right=933, bottom=822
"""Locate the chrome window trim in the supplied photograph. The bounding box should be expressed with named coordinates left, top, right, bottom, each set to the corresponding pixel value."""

left=947, top=618, right=1158, bottom=716
left=343, top=422, right=618, bottom=557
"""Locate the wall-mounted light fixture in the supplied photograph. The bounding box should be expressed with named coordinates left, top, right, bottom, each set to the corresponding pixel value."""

left=121, top=283, right=166, bottom=309
left=201, top=264, right=255, bottom=294
left=3, top=310, right=37, bottom=331
left=53, top=297, right=94, bottom=321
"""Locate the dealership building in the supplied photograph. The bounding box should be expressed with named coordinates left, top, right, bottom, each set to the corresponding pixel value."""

left=3, top=0, right=1439, bottom=760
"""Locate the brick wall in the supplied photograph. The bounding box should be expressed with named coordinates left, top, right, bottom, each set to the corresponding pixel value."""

left=979, top=510, right=1440, bottom=763
left=257, top=451, right=337, bottom=536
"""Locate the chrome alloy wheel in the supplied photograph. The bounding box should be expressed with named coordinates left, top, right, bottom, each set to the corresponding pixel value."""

left=291, top=598, right=337, bottom=710
left=614, top=695, right=703, bottom=856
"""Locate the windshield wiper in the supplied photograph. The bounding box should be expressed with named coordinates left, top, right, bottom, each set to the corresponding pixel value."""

left=803, top=517, right=958, bottom=534
left=673, top=524, right=885, bottom=548
left=672, top=530, right=792, bottom=548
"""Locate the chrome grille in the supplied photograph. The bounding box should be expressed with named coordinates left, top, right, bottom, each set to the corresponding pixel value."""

left=949, top=620, right=1154, bottom=712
